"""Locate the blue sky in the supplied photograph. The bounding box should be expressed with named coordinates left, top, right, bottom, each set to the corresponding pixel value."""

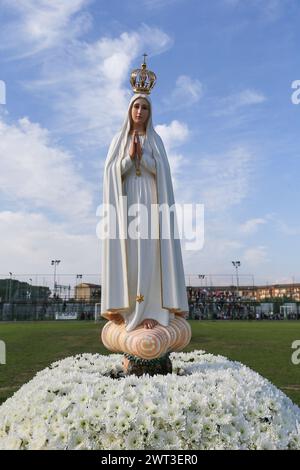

left=0, top=0, right=300, bottom=288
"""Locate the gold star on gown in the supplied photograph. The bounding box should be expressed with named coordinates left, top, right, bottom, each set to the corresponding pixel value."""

left=136, top=294, right=144, bottom=303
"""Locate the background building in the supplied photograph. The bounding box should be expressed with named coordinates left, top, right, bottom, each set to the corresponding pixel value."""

left=74, top=283, right=101, bottom=302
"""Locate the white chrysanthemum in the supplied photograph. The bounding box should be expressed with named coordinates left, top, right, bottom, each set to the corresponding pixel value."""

left=0, top=351, right=299, bottom=450
left=124, top=430, right=144, bottom=449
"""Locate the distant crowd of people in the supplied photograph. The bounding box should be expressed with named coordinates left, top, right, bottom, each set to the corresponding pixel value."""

left=187, top=287, right=249, bottom=319
left=187, top=287, right=299, bottom=320
left=188, top=287, right=240, bottom=304
left=79, top=311, right=93, bottom=321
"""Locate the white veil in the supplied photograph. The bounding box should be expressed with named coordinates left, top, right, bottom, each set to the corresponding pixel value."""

left=104, top=93, right=162, bottom=170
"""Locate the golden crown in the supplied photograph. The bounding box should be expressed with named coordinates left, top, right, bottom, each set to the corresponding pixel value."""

left=130, top=54, right=157, bottom=95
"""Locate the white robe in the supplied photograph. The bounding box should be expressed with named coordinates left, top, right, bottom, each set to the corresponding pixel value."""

left=100, top=93, right=189, bottom=332
left=120, top=135, right=175, bottom=331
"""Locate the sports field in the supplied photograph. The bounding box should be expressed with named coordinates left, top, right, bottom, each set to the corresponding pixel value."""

left=0, top=320, right=299, bottom=406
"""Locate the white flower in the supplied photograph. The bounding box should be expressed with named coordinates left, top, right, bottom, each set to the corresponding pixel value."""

left=135, top=414, right=154, bottom=434
left=118, top=405, right=137, bottom=422
left=124, top=430, right=144, bottom=449
left=149, top=429, right=166, bottom=449
left=0, top=351, right=299, bottom=450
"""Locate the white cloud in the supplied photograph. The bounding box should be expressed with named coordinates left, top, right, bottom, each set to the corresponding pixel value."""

left=237, top=90, right=266, bottom=106
left=197, top=146, right=254, bottom=211
left=213, top=89, right=266, bottom=116
left=239, top=218, right=267, bottom=234
left=23, top=25, right=173, bottom=149
left=181, top=236, right=269, bottom=285
left=243, top=246, right=269, bottom=266
left=0, top=0, right=92, bottom=56
left=0, top=116, right=93, bottom=219
left=260, top=0, right=285, bottom=21
left=0, top=210, right=100, bottom=280
left=261, top=213, right=300, bottom=236
left=181, top=230, right=247, bottom=285
left=155, top=120, right=190, bottom=190
left=222, top=0, right=288, bottom=21
left=155, top=120, right=189, bottom=149
left=274, top=219, right=300, bottom=236
left=0, top=2, right=174, bottom=149
left=163, top=75, right=203, bottom=110
left=180, top=202, right=294, bottom=284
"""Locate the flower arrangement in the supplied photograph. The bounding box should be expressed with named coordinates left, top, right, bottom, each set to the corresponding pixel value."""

left=0, top=350, right=299, bottom=450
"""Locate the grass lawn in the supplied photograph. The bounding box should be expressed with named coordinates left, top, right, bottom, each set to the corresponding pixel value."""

left=0, top=320, right=299, bottom=406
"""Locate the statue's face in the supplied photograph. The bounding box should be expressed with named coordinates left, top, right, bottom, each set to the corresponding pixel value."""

left=131, top=98, right=150, bottom=128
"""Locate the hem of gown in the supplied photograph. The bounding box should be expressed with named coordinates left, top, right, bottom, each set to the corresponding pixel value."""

left=101, top=308, right=129, bottom=320
left=101, top=307, right=188, bottom=323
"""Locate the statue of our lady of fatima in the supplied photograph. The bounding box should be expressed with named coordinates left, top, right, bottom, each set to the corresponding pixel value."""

left=100, top=55, right=191, bottom=373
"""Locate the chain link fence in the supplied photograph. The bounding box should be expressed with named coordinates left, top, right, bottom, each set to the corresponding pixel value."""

left=0, top=275, right=299, bottom=321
